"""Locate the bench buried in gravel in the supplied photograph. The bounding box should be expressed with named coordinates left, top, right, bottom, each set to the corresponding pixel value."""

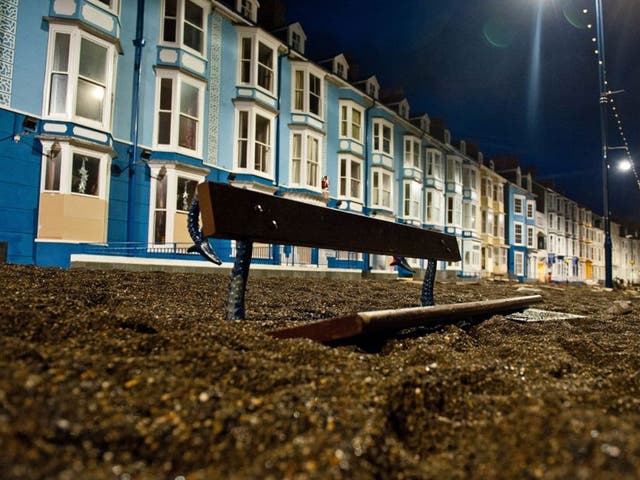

left=191, top=182, right=542, bottom=335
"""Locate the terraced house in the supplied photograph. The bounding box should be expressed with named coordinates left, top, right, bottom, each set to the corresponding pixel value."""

left=0, top=0, right=637, bottom=284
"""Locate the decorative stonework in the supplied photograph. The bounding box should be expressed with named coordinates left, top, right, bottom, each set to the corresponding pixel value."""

left=206, top=12, right=222, bottom=166
left=0, top=0, right=18, bottom=107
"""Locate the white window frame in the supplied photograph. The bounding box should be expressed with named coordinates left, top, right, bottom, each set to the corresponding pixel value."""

left=338, top=155, right=363, bottom=202
left=463, top=167, right=477, bottom=191
left=39, top=141, right=110, bottom=200
left=372, top=118, right=393, bottom=156
left=463, top=202, right=477, bottom=231
left=514, top=251, right=525, bottom=276
left=446, top=155, right=462, bottom=183
left=237, top=29, right=278, bottom=96
left=291, top=65, right=324, bottom=119
left=160, top=0, right=209, bottom=57
left=88, top=0, right=120, bottom=14
left=514, top=222, right=524, bottom=245
left=526, top=200, right=535, bottom=219
left=371, top=168, right=393, bottom=210
left=339, top=100, right=364, bottom=143
left=233, top=103, right=276, bottom=179
left=527, top=226, right=535, bottom=248
left=290, top=129, right=323, bottom=190
left=43, top=25, right=117, bottom=131
left=403, top=181, right=422, bottom=221
left=148, top=164, right=206, bottom=245
left=514, top=194, right=525, bottom=215
left=153, top=69, right=205, bottom=156
left=403, top=136, right=421, bottom=170
left=426, top=149, right=443, bottom=180
left=236, top=0, right=258, bottom=22
left=446, top=195, right=462, bottom=227
left=426, top=190, right=442, bottom=224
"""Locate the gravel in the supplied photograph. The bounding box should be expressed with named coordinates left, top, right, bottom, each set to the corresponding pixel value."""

left=1, top=264, right=639, bottom=479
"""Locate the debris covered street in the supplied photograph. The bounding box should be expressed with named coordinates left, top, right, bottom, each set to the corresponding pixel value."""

left=1, top=264, right=639, bottom=479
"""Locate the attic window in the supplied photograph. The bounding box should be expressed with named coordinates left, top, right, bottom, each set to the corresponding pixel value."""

left=336, top=62, right=345, bottom=79
left=368, top=81, right=378, bottom=99
left=291, top=31, right=302, bottom=52
left=237, top=0, right=258, bottom=22
left=444, top=130, right=451, bottom=145
left=421, top=117, right=430, bottom=132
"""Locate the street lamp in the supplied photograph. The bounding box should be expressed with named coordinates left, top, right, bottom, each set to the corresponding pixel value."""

left=617, top=158, right=632, bottom=172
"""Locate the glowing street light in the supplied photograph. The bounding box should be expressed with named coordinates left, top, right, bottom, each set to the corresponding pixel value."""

left=618, top=159, right=632, bottom=172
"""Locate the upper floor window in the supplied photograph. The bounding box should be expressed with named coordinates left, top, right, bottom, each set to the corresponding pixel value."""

left=339, top=156, right=363, bottom=202
left=526, top=200, right=535, bottom=219
left=446, top=195, right=462, bottom=226
left=527, top=226, right=535, bottom=248
left=463, top=167, right=477, bottom=191
left=235, top=104, right=275, bottom=177
left=291, top=31, right=302, bottom=52
left=426, top=150, right=443, bottom=180
left=237, top=0, right=258, bottom=22
left=162, top=0, right=208, bottom=56
left=339, top=101, right=363, bottom=143
left=514, top=222, right=524, bottom=245
left=239, top=31, right=277, bottom=94
left=293, top=67, right=323, bottom=118
left=155, top=70, right=205, bottom=155
left=373, top=119, right=393, bottom=155
left=425, top=190, right=442, bottom=224
left=291, top=130, right=322, bottom=190
left=446, top=156, right=462, bottom=183
left=514, top=195, right=525, bottom=215
left=90, top=0, right=119, bottom=13
left=372, top=168, right=392, bottom=210
left=44, top=26, right=116, bottom=130
left=403, top=137, right=421, bottom=169
left=463, top=203, right=477, bottom=231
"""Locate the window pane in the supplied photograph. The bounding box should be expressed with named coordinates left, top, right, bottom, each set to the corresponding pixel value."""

left=44, top=150, right=61, bottom=191
left=176, top=177, right=197, bottom=212
left=154, top=211, right=166, bottom=243
left=294, top=71, right=304, bottom=110
left=160, top=78, right=172, bottom=110
left=352, top=109, right=361, bottom=140
left=79, top=38, right=107, bottom=84
left=49, top=74, right=68, bottom=115
left=180, top=82, right=199, bottom=117
left=155, top=174, right=167, bottom=209
left=71, top=154, right=100, bottom=196
left=185, top=1, right=203, bottom=27
left=164, top=19, right=177, bottom=42
left=184, top=24, right=203, bottom=53
left=340, top=106, right=347, bottom=137
left=255, top=115, right=270, bottom=144
left=53, top=33, right=70, bottom=72
left=158, top=112, right=172, bottom=144
left=164, top=0, right=177, bottom=17
left=178, top=115, right=197, bottom=150
left=76, top=78, right=104, bottom=121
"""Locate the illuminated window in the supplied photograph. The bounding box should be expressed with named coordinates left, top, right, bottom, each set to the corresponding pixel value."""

left=372, top=168, right=392, bottom=209
left=161, top=0, right=207, bottom=55
left=339, top=156, right=363, bottom=201
left=373, top=118, right=393, bottom=155
left=339, top=101, right=363, bottom=143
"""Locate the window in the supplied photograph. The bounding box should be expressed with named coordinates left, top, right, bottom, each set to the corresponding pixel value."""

left=463, top=168, right=477, bottom=191
left=90, top=0, right=119, bottom=13
left=291, top=31, right=302, bottom=52
left=372, top=168, right=393, bottom=209
left=40, top=142, right=108, bottom=199
left=237, top=0, right=257, bottom=22
left=293, top=68, right=323, bottom=117
left=514, top=251, right=524, bottom=276
left=497, top=213, right=505, bottom=239
left=527, top=226, right=535, bottom=248
left=463, top=203, right=477, bottom=231
left=150, top=166, right=205, bottom=245
left=426, top=150, right=443, bottom=180
left=339, top=101, right=364, bottom=143
left=446, top=196, right=461, bottom=226
left=514, top=195, right=524, bottom=215
left=235, top=105, right=275, bottom=177
left=403, top=137, right=421, bottom=169
left=514, top=222, right=523, bottom=245
left=481, top=178, right=491, bottom=198
left=526, top=201, right=535, bottom=219
left=45, top=27, right=116, bottom=129
left=339, top=156, right=363, bottom=201
left=426, top=191, right=442, bottom=224
left=162, top=0, right=207, bottom=55
left=403, top=181, right=422, bottom=220
left=155, top=71, right=204, bottom=154
left=446, top=156, right=462, bottom=183
left=373, top=119, right=393, bottom=155
left=238, top=32, right=277, bottom=94
left=290, top=131, right=322, bottom=189
left=368, top=81, right=378, bottom=99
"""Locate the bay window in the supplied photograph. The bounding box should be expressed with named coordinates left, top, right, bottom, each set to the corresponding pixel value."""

left=426, top=190, right=442, bottom=224
left=426, top=149, right=443, bottom=180
left=339, top=156, right=363, bottom=202
left=290, top=131, right=322, bottom=189
left=373, top=119, right=393, bottom=155
left=235, top=105, right=275, bottom=177
left=155, top=70, right=205, bottom=154
left=44, top=26, right=116, bottom=129
left=161, top=0, right=207, bottom=56
left=238, top=31, right=277, bottom=94
left=404, top=136, right=421, bottom=169
left=446, top=156, right=462, bottom=183
left=292, top=67, right=323, bottom=117
left=403, top=181, right=422, bottom=220
left=447, top=195, right=462, bottom=226
left=372, top=168, right=393, bottom=210
left=463, top=203, right=477, bottom=231
left=339, top=101, right=363, bottom=143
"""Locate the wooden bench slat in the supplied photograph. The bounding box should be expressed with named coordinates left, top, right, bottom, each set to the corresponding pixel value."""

left=197, top=182, right=461, bottom=261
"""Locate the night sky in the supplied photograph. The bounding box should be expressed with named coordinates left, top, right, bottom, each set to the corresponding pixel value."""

left=279, top=0, right=640, bottom=223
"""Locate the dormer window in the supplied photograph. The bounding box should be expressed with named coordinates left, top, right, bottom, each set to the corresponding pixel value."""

left=444, top=130, right=451, bottom=145
left=287, top=22, right=306, bottom=54
left=291, top=31, right=302, bottom=52
left=398, top=100, right=409, bottom=119
left=333, top=54, right=349, bottom=80
left=336, top=63, right=344, bottom=79
left=421, top=115, right=430, bottom=132
left=237, top=0, right=258, bottom=22
left=459, top=140, right=466, bottom=154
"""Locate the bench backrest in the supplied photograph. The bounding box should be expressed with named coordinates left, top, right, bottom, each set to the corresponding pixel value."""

left=197, top=182, right=461, bottom=261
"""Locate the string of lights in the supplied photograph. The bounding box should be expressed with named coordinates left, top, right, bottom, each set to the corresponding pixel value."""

left=584, top=6, right=640, bottom=193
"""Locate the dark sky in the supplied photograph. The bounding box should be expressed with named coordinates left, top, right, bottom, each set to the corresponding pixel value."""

left=279, top=0, right=640, bottom=223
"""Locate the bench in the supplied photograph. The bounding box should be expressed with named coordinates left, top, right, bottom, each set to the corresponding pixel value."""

left=188, top=182, right=461, bottom=320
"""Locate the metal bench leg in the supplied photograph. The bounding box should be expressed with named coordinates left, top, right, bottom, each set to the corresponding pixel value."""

left=420, top=259, right=437, bottom=306
left=226, top=240, right=253, bottom=320
left=187, top=196, right=222, bottom=265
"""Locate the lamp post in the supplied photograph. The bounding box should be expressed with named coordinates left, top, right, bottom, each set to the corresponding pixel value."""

left=594, top=0, right=613, bottom=288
